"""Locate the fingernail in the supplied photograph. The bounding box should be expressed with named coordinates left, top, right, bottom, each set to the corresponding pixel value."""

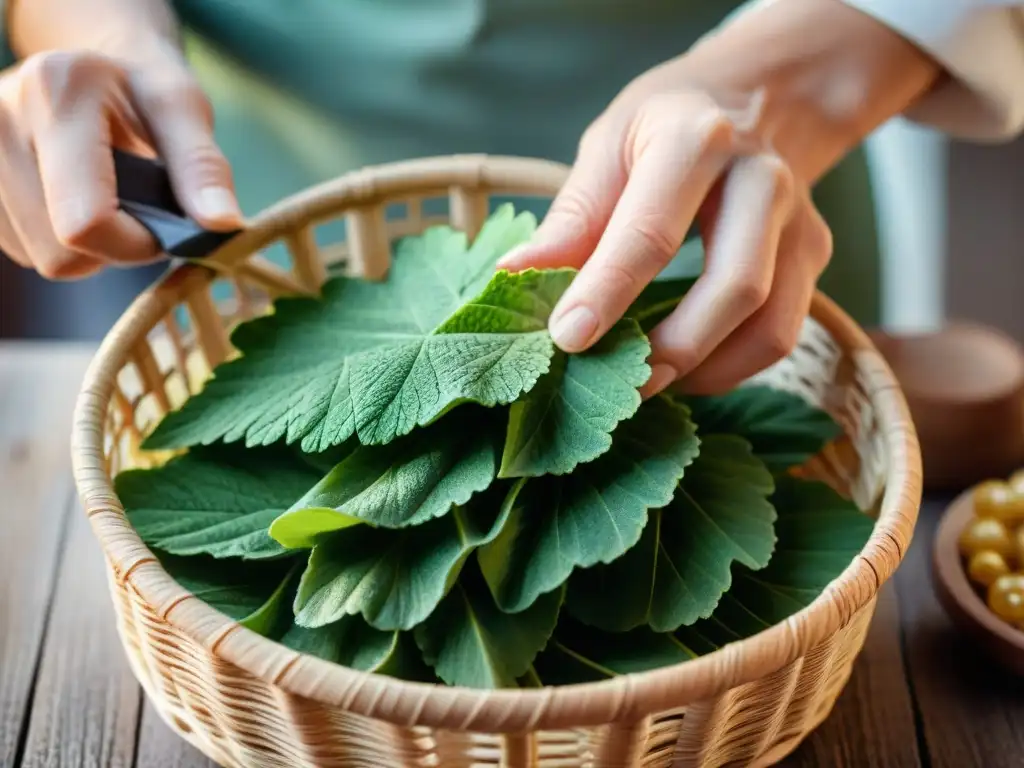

left=549, top=305, right=599, bottom=352
left=195, top=187, right=242, bottom=224
left=640, top=363, right=678, bottom=399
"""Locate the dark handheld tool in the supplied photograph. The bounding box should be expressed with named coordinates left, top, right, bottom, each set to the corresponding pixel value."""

left=0, top=149, right=241, bottom=264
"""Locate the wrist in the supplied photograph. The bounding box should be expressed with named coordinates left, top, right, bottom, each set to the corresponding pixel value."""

left=687, top=0, right=941, bottom=180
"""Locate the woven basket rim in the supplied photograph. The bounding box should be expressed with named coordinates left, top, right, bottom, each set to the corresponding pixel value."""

left=71, top=154, right=923, bottom=733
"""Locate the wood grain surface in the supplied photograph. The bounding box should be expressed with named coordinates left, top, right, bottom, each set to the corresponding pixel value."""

left=0, top=342, right=1020, bottom=768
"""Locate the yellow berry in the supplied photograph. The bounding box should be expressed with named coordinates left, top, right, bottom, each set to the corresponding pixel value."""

left=987, top=573, right=1024, bottom=622
left=1008, top=469, right=1024, bottom=494
left=974, top=481, right=1024, bottom=525
left=967, top=550, right=1011, bottom=587
left=974, top=479, right=1007, bottom=504
left=959, top=517, right=1014, bottom=560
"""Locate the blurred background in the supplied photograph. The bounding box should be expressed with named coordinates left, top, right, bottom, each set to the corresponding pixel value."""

left=1, top=28, right=1022, bottom=344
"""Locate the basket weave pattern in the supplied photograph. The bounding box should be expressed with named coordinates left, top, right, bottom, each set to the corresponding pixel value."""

left=71, top=155, right=922, bottom=768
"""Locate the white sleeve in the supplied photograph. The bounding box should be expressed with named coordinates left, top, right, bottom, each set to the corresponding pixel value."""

left=841, top=0, right=1024, bottom=141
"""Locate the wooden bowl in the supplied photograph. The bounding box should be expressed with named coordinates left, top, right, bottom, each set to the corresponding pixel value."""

left=932, top=489, right=1024, bottom=675
left=870, top=324, right=1024, bottom=491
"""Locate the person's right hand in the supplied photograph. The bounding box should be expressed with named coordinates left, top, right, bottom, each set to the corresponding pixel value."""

left=0, top=49, right=242, bottom=279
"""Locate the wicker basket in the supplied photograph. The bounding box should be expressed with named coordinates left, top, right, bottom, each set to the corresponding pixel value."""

left=71, top=155, right=922, bottom=768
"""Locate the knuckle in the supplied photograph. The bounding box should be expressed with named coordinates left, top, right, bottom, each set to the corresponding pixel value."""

left=548, top=183, right=603, bottom=233
left=759, top=155, right=795, bottom=209
left=135, top=75, right=212, bottom=124
left=649, top=325, right=704, bottom=375
left=662, top=343, right=702, bottom=375
left=592, top=260, right=641, bottom=298
left=19, top=51, right=118, bottom=108
left=52, top=206, right=117, bottom=249
left=630, top=92, right=734, bottom=159
left=737, top=153, right=793, bottom=212
left=762, top=321, right=800, bottom=361
left=726, top=276, right=771, bottom=314
left=19, top=51, right=71, bottom=85
left=629, top=212, right=680, bottom=264
left=34, top=248, right=87, bottom=280
left=694, top=106, right=736, bottom=154
left=174, top=141, right=231, bottom=186
left=653, top=92, right=733, bottom=148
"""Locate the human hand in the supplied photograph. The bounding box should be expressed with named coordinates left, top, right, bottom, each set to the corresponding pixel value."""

left=503, top=86, right=831, bottom=398
left=0, top=48, right=240, bottom=279
left=499, top=0, right=938, bottom=396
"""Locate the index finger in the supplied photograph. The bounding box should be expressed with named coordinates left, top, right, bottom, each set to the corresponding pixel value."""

left=33, top=120, right=161, bottom=264
left=25, top=56, right=160, bottom=263
left=546, top=100, right=735, bottom=353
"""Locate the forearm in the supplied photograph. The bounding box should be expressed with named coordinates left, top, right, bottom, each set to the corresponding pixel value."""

left=682, top=0, right=941, bottom=181
left=8, top=0, right=182, bottom=63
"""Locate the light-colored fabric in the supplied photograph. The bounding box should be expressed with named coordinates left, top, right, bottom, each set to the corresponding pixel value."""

left=842, top=0, right=1024, bottom=140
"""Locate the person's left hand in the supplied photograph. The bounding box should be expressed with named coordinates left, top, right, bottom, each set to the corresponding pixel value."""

left=497, top=0, right=938, bottom=397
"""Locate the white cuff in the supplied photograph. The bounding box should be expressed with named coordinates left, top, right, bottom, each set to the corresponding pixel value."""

left=843, top=0, right=1024, bottom=141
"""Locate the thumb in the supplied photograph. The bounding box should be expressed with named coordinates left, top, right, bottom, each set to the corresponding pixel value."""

left=497, top=124, right=626, bottom=272
left=132, top=78, right=242, bottom=231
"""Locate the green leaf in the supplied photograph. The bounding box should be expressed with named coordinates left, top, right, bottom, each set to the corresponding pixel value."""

left=535, top=478, right=871, bottom=685
left=678, top=386, right=841, bottom=473
left=444, top=201, right=541, bottom=299
left=279, top=617, right=399, bottom=672
left=436, top=265, right=572, bottom=335
left=377, top=634, right=442, bottom=683
left=271, top=407, right=504, bottom=547
left=626, top=277, right=698, bottom=331
left=293, top=484, right=516, bottom=631
left=143, top=207, right=576, bottom=452
left=240, top=563, right=301, bottom=636
left=532, top=616, right=696, bottom=685
left=479, top=396, right=700, bottom=613
left=675, top=475, right=873, bottom=653
left=413, top=559, right=562, bottom=689
left=116, top=444, right=322, bottom=560
left=297, top=440, right=360, bottom=474
left=499, top=319, right=651, bottom=478
left=567, top=435, right=776, bottom=632
left=155, top=552, right=299, bottom=634
left=238, top=565, right=405, bottom=672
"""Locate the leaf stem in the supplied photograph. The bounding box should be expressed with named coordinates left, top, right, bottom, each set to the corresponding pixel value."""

left=520, top=664, right=543, bottom=688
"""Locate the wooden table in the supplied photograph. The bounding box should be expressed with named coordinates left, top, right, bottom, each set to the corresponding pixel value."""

left=1, top=342, right=1022, bottom=768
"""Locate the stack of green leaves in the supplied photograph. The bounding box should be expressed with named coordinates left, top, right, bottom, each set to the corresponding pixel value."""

left=115, top=205, right=875, bottom=689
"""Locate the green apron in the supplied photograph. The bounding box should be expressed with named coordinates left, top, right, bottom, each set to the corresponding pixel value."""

left=4, top=0, right=879, bottom=337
